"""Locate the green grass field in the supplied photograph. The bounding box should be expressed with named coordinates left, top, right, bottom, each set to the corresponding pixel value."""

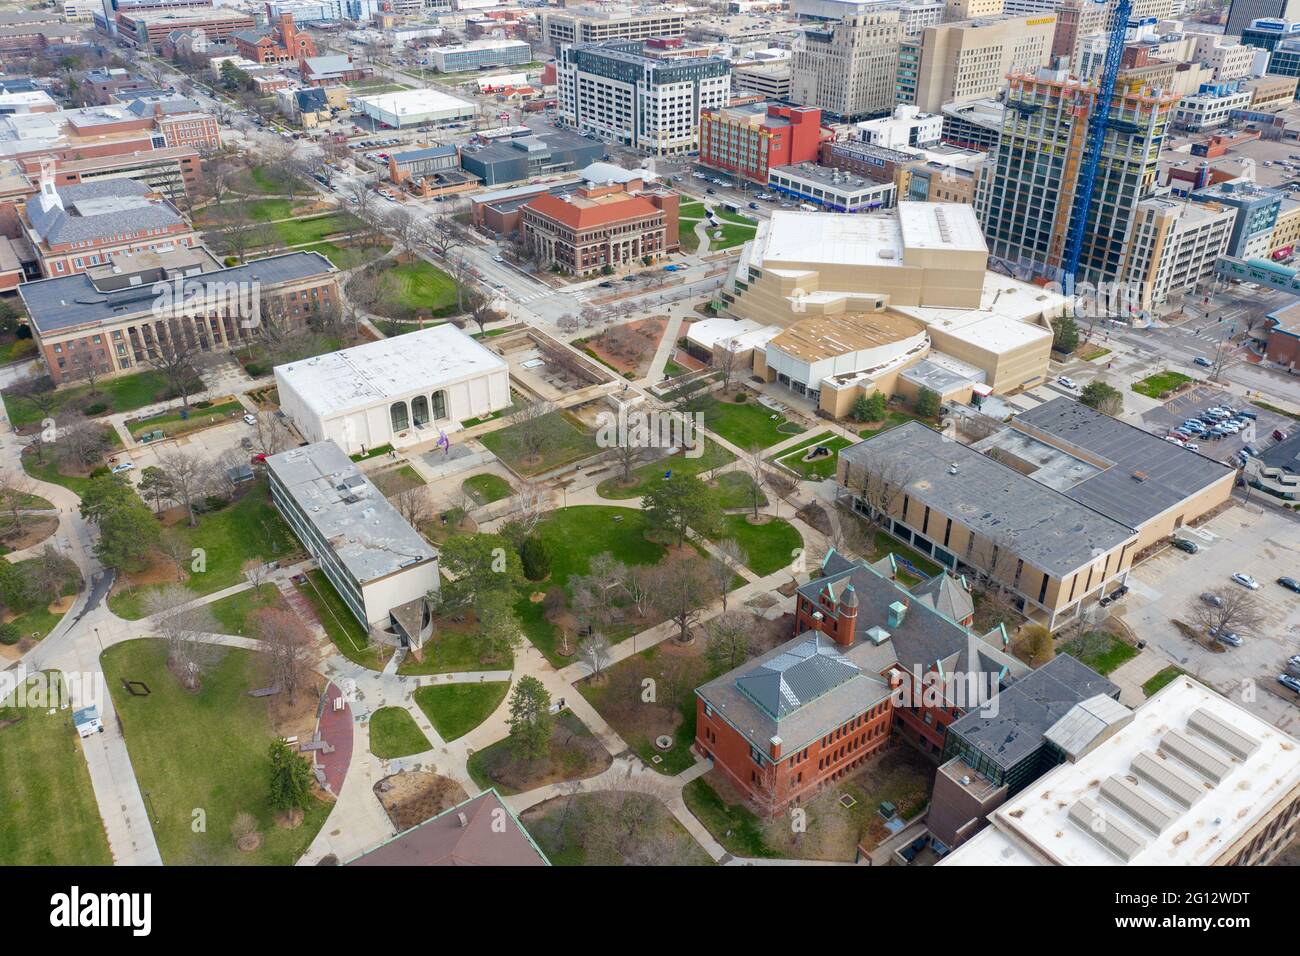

left=595, top=438, right=735, bottom=499
left=1143, top=665, right=1189, bottom=697
left=480, top=411, right=599, bottom=477
left=387, top=259, right=459, bottom=314
left=773, top=434, right=853, bottom=480
left=206, top=585, right=288, bottom=637
left=711, top=471, right=766, bottom=510
left=462, top=473, right=513, bottom=505
left=295, top=569, right=386, bottom=670
left=299, top=240, right=389, bottom=271
left=699, top=396, right=790, bottom=450
left=368, top=707, right=431, bottom=758
left=272, top=213, right=364, bottom=247
left=4, top=369, right=180, bottom=428
left=108, top=485, right=297, bottom=619
left=1133, top=370, right=1192, bottom=399
left=413, top=682, right=508, bottom=741
left=1058, top=631, right=1138, bottom=676
left=0, top=673, right=112, bottom=865
left=103, top=641, right=330, bottom=865
left=396, top=625, right=514, bottom=676
left=709, top=514, right=802, bottom=577
left=127, top=400, right=243, bottom=440
left=859, top=410, right=932, bottom=439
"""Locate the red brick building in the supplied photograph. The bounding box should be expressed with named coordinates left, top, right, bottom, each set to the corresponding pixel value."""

left=233, top=13, right=316, bottom=65
left=520, top=179, right=679, bottom=275
left=1263, top=300, right=1300, bottom=371
left=699, top=102, right=829, bottom=185
left=695, top=551, right=1026, bottom=811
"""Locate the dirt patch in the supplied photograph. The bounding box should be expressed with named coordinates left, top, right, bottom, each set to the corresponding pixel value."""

left=265, top=674, right=326, bottom=743
left=0, top=515, right=58, bottom=553
left=48, top=593, right=75, bottom=614
left=578, top=317, right=667, bottom=378
left=472, top=710, right=611, bottom=794
left=112, top=551, right=185, bottom=594
left=374, top=771, right=467, bottom=832
left=796, top=502, right=832, bottom=537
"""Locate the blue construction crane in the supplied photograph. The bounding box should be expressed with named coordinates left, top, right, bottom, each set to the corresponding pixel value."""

left=1060, top=0, right=1134, bottom=289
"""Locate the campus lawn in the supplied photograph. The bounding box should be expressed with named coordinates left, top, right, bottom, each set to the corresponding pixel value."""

left=705, top=224, right=757, bottom=250
left=462, top=473, right=513, bottom=505
left=522, top=791, right=713, bottom=866
left=0, top=674, right=112, bottom=866
left=387, top=259, right=458, bottom=315
left=711, top=471, right=766, bottom=510
left=299, top=240, right=389, bottom=271
left=699, top=395, right=790, bottom=450
left=709, top=514, right=802, bottom=577
left=466, top=710, right=609, bottom=796
left=678, top=202, right=706, bottom=220
left=272, top=212, right=364, bottom=247
left=678, top=226, right=700, bottom=254
left=396, top=624, right=514, bottom=676
left=4, top=368, right=181, bottom=428
left=1133, top=370, right=1192, bottom=399
left=682, top=777, right=776, bottom=858
left=773, top=434, right=853, bottom=480
left=108, top=485, right=298, bottom=620
left=514, top=506, right=668, bottom=665
left=246, top=198, right=296, bottom=221
left=858, top=410, right=932, bottom=439
left=480, top=411, right=599, bottom=477
left=595, top=437, right=736, bottom=499
left=413, top=682, right=508, bottom=741
left=242, top=165, right=303, bottom=196
left=6, top=604, right=68, bottom=644
left=368, top=707, right=431, bottom=758
left=102, top=641, right=331, bottom=866
left=127, top=400, right=243, bottom=440
left=1058, top=631, right=1138, bottom=676
left=295, top=569, right=388, bottom=670
left=21, top=453, right=97, bottom=499
left=206, top=584, right=288, bottom=637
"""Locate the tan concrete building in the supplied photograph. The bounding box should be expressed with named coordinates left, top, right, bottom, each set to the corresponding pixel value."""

left=1270, top=197, right=1300, bottom=258
left=722, top=204, right=1062, bottom=417
left=1245, top=73, right=1300, bottom=111
left=944, top=0, right=1003, bottom=17
left=839, top=397, right=1235, bottom=628
left=907, top=13, right=1057, bottom=113
left=790, top=11, right=903, bottom=120
left=1122, top=196, right=1235, bottom=310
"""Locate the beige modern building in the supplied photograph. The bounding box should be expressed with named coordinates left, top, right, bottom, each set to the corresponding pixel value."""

left=722, top=204, right=1063, bottom=416
left=790, top=11, right=903, bottom=120
left=1270, top=197, right=1300, bottom=258
left=944, top=0, right=1003, bottom=16
left=839, top=396, right=1234, bottom=628
left=941, top=676, right=1300, bottom=866
left=540, top=6, right=686, bottom=51
left=904, top=13, right=1057, bottom=113
left=1122, top=196, right=1235, bottom=310
left=1245, top=73, right=1300, bottom=111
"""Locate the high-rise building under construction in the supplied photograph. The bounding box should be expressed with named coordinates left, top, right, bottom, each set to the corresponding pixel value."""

left=975, top=66, right=1179, bottom=286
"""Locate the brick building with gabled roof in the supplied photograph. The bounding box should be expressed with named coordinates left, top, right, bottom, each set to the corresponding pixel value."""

left=346, top=790, right=549, bottom=866
left=695, top=549, right=1029, bottom=811
left=233, top=12, right=315, bottom=65
left=519, top=178, right=680, bottom=275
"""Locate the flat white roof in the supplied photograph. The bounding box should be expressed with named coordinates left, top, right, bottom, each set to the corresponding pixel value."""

left=942, top=677, right=1300, bottom=867
left=755, top=203, right=984, bottom=269
left=275, top=324, right=507, bottom=419
left=894, top=273, right=1062, bottom=349
left=687, top=317, right=780, bottom=351
left=357, top=87, right=475, bottom=117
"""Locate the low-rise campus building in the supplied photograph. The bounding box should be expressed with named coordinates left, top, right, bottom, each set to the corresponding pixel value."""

left=266, top=441, right=439, bottom=649
left=695, top=549, right=1028, bottom=809
left=940, top=676, right=1300, bottom=865
left=520, top=178, right=680, bottom=275
left=838, top=397, right=1235, bottom=629
left=274, top=324, right=511, bottom=456
left=18, top=248, right=337, bottom=385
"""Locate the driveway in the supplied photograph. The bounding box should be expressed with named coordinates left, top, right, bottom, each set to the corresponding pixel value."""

left=1114, top=503, right=1300, bottom=735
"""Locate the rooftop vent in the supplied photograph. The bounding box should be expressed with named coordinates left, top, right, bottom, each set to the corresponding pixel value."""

left=865, top=625, right=890, bottom=645
left=1186, top=707, right=1259, bottom=761
left=1069, top=797, right=1145, bottom=862
left=1160, top=729, right=1231, bottom=784
left=1131, top=751, right=1202, bottom=808
left=887, top=601, right=907, bottom=629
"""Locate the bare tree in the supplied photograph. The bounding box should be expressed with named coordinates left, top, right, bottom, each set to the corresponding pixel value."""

left=390, top=484, right=434, bottom=528
left=578, top=633, right=612, bottom=681
left=68, top=346, right=105, bottom=396
left=57, top=418, right=111, bottom=471
left=249, top=411, right=294, bottom=456
left=253, top=607, right=314, bottom=701
left=649, top=555, right=711, bottom=644
left=156, top=448, right=210, bottom=527
left=506, top=399, right=560, bottom=466
left=511, top=479, right=546, bottom=535
left=212, top=203, right=260, bottom=264
left=446, top=253, right=476, bottom=314
left=146, top=584, right=222, bottom=691
left=386, top=207, right=423, bottom=257
left=741, top=448, right=770, bottom=519
left=626, top=564, right=655, bottom=619
left=839, top=448, right=913, bottom=535
left=716, top=342, right=740, bottom=393
left=145, top=318, right=204, bottom=412
left=707, top=539, right=748, bottom=612
left=704, top=611, right=755, bottom=673
left=1189, top=588, right=1266, bottom=642
left=0, top=470, right=37, bottom=538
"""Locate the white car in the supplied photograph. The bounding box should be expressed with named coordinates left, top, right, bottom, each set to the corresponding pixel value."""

left=492, top=255, right=505, bottom=263
left=243, top=413, right=257, bottom=426
left=110, top=461, right=135, bottom=475
left=1231, top=572, right=1260, bottom=590
left=1058, top=376, right=1077, bottom=390
left=1185, top=442, right=1200, bottom=451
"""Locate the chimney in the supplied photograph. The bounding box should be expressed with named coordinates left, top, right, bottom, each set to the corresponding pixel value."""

left=769, top=735, right=782, bottom=760
left=834, top=583, right=858, bottom=646
left=887, top=600, right=907, bottom=629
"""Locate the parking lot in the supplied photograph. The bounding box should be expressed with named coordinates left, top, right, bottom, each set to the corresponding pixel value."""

left=1117, top=503, right=1300, bottom=733
left=1139, top=384, right=1292, bottom=467
left=115, top=412, right=265, bottom=485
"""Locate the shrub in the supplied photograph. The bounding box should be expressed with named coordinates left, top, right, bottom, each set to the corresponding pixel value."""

left=915, top=387, right=941, bottom=419
left=733, top=392, right=747, bottom=402
left=0, top=622, right=20, bottom=645
left=88, top=466, right=110, bottom=479
left=83, top=403, right=108, bottom=416
left=519, top=534, right=552, bottom=581
left=224, top=256, right=238, bottom=267
left=194, top=399, right=212, bottom=410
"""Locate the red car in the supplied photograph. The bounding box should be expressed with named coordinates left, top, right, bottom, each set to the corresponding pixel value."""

left=251, top=453, right=268, bottom=464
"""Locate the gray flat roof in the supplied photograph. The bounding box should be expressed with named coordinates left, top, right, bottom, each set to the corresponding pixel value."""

left=945, top=654, right=1119, bottom=771
left=843, top=422, right=1136, bottom=577
left=19, top=251, right=334, bottom=336
left=1009, top=397, right=1235, bottom=529
left=266, top=441, right=437, bottom=586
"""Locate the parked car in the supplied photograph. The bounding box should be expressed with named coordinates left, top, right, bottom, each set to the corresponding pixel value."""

left=749, top=202, right=760, bottom=209
left=1200, top=591, right=1225, bottom=607
left=243, top=413, right=257, bottom=426
left=1238, top=410, right=1258, bottom=420
left=1194, top=356, right=1213, bottom=367
left=1278, top=674, right=1300, bottom=694
left=1171, top=538, right=1199, bottom=553
left=1210, top=627, right=1243, bottom=647
left=109, top=461, right=135, bottom=475
left=1287, top=654, right=1300, bottom=669
left=1058, top=376, right=1077, bottom=389
left=1273, top=428, right=1289, bottom=442
left=492, top=255, right=504, bottom=263
left=706, top=188, right=715, bottom=194
left=1231, top=572, right=1260, bottom=590
left=251, top=453, right=268, bottom=464
left=1185, top=442, right=1200, bottom=451
left=1278, top=576, right=1300, bottom=593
